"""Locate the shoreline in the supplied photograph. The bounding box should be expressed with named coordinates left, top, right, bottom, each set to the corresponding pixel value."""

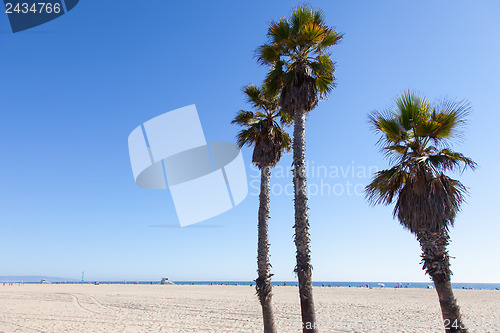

left=2, top=280, right=499, bottom=290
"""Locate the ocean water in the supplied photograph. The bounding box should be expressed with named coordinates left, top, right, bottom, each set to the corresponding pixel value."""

left=19, top=281, right=499, bottom=290
left=173, top=281, right=500, bottom=290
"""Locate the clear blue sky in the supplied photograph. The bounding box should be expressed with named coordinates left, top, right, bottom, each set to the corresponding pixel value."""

left=1, top=0, right=499, bottom=283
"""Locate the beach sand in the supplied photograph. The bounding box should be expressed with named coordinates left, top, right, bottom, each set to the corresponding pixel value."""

left=0, top=284, right=497, bottom=332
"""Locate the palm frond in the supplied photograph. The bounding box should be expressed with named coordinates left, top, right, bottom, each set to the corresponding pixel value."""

left=243, top=84, right=278, bottom=112
left=309, top=54, right=333, bottom=76
left=290, top=6, right=313, bottom=35
left=311, top=8, right=325, bottom=25
left=279, top=110, right=294, bottom=126
left=231, top=110, right=255, bottom=126
left=430, top=99, right=471, bottom=142
left=264, top=60, right=285, bottom=96
left=369, top=111, right=403, bottom=143
left=280, top=130, right=292, bottom=151
left=256, top=44, right=282, bottom=65
left=302, top=23, right=325, bottom=44
left=236, top=127, right=258, bottom=148
left=414, top=119, right=442, bottom=137
left=428, top=149, right=477, bottom=173
left=365, top=166, right=407, bottom=205
left=382, top=144, right=408, bottom=162
left=317, top=30, right=343, bottom=52
left=268, top=19, right=290, bottom=44
left=309, top=55, right=335, bottom=96
left=396, top=90, right=430, bottom=131
left=243, top=85, right=263, bottom=107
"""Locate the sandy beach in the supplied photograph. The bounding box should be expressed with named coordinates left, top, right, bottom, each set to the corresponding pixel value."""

left=0, top=284, right=498, bottom=332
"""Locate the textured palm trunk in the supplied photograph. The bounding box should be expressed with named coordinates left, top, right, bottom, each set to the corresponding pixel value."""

left=418, top=231, right=468, bottom=333
left=256, top=165, right=277, bottom=333
left=293, top=110, right=317, bottom=333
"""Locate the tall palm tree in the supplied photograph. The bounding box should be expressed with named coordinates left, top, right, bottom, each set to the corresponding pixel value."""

left=257, top=6, right=342, bottom=331
left=232, top=84, right=291, bottom=333
left=365, top=91, right=476, bottom=333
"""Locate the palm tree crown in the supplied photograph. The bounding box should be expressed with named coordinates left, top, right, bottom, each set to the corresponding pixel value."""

left=232, top=84, right=291, bottom=168
left=366, top=91, right=477, bottom=234
left=257, top=6, right=343, bottom=115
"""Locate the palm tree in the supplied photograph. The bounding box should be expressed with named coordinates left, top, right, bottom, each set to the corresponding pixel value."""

left=365, top=91, right=476, bottom=333
left=257, top=6, right=342, bottom=331
left=232, top=84, right=291, bottom=333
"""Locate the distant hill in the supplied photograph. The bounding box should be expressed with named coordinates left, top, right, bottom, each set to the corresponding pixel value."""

left=0, top=276, right=76, bottom=283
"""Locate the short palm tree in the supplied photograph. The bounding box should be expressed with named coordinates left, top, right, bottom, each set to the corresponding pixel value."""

left=257, top=6, right=342, bottom=331
left=365, top=91, right=476, bottom=333
left=232, top=84, right=291, bottom=333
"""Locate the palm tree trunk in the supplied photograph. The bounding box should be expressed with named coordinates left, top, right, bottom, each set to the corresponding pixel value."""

left=293, top=110, right=317, bottom=333
left=418, top=231, right=468, bottom=333
left=256, top=165, right=277, bottom=333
